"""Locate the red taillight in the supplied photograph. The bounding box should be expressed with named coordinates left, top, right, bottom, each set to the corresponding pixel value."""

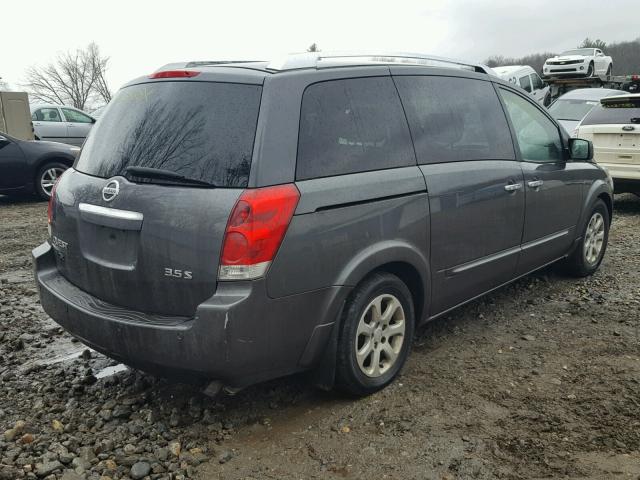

left=219, top=184, right=300, bottom=280
left=47, top=177, right=61, bottom=225
left=148, top=70, right=200, bottom=79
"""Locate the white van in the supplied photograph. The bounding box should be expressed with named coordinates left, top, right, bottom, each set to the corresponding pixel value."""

left=494, top=65, right=551, bottom=107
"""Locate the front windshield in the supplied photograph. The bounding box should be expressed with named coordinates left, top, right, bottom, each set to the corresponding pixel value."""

left=560, top=49, right=595, bottom=56
left=548, top=99, right=598, bottom=121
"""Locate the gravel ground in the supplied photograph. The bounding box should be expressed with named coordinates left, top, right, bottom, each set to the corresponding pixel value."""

left=0, top=193, right=639, bottom=480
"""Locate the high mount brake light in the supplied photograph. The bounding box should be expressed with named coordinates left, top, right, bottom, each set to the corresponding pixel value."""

left=218, top=184, right=300, bottom=281
left=148, top=70, right=201, bottom=79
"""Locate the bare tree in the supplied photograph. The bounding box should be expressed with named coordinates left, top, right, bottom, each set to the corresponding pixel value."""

left=579, top=38, right=607, bottom=50
left=24, top=42, right=111, bottom=110
left=89, top=43, right=112, bottom=104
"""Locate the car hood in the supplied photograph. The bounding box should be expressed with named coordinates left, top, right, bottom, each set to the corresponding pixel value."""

left=20, top=139, right=80, bottom=157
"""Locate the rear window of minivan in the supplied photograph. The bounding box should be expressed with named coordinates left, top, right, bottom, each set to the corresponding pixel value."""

left=581, top=98, right=640, bottom=126
left=75, top=81, right=262, bottom=187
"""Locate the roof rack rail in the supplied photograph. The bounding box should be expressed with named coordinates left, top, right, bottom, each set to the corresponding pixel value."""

left=184, top=60, right=264, bottom=68
left=266, top=51, right=491, bottom=74
left=154, top=60, right=265, bottom=72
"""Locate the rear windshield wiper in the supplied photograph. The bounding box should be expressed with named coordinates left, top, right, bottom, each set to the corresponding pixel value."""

left=124, top=166, right=217, bottom=187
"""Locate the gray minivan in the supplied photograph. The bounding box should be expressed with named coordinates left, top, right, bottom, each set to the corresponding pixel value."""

left=34, top=53, right=613, bottom=396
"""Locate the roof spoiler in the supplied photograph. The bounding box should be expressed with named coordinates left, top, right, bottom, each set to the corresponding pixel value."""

left=154, top=61, right=264, bottom=72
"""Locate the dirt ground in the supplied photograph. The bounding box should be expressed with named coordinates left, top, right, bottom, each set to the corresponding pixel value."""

left=0, top=193, right=639, bottom=480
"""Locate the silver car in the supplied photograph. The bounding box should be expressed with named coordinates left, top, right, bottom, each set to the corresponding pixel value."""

left=548, top=88, right=626, bottom=135
left=30, top=104, right=96, bottom=146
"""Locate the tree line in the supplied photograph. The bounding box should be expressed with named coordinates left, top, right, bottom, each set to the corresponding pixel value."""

left=485, top=37, right=640, bottom=76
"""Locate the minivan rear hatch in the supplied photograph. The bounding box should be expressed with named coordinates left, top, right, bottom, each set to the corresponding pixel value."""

left=51, top=78, right=262, bottom=317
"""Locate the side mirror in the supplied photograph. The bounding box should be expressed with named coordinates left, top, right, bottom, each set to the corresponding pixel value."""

left=91, top=117, right=96, bottom=124
left=569, top=138, right=593, bottom=161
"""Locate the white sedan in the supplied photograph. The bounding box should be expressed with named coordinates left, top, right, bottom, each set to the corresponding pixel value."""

left=543, top=48, right=613, bottom=78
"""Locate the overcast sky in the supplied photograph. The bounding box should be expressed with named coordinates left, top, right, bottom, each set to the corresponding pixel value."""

left=2, top=0, right=638, bottom=97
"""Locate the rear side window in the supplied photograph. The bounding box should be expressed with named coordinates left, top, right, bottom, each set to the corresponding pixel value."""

left=394, top=76, right=515, bottom=164
left=296, top=77, right=415, bottom=180
left=581, top=98, right=640, bottom=126
left=75, top=81, right=262, bottom=187
left=61, top=108, right=93, bottom=123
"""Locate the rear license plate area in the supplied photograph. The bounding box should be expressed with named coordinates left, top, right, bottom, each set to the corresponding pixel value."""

left=79, top=223, right=139, bottom=270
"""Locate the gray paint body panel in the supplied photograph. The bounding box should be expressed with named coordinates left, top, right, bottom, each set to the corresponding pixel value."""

left=34, top=63, right=614, bottom=389
left=421, top=160, right=525, bottom=314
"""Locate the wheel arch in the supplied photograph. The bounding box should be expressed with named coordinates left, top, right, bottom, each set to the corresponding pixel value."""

left=336, top=240, right=430, bottom=324
left=33, top=155, right=74, bottom=181
left=310, top=241, right=431, bottom=391
left=370, top=262, right=426, bottom=325
left=598, top=191, right=613, bottom=223
left=32, top=155, right=74, bottom=197
left=579, top=179, right=613, bottom=233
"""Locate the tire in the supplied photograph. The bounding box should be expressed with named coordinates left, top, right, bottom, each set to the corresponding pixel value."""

left=562, top=199, right=610, bottom=277
left=335, top=272, right=415, bottom=396
left=35, top=162, right=68, bottom=201
left=606, top=64, right=612, bottom=77
left=586, top=62, right=594, bottom=77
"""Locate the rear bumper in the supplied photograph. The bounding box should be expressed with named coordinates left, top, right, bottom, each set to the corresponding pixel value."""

left=33, top=242, right=348, bottom=387
left=599, top=163, right=640, bottom=192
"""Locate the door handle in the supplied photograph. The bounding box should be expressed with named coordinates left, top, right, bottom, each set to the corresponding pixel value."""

left=504, top=183, right=522, bottom=192
left=528, top=180, right=544, bottom=188
left=67, top=123, right=74, bottom=127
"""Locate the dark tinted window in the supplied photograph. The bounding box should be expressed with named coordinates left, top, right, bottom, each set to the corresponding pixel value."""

left=296, top=77, right=415, bottom=180
left=75, top=81, right=262, bottom=187
left=394, top=76, right=514, bottom=164
left=581, top=98, right=640, bottom=125
left=500, top=89, right=562, bottom=163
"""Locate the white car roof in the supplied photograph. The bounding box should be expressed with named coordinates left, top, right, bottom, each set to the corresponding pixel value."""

left=493, top=65, right=532, bottom=77
left=30, top=104, right=86, bottom=112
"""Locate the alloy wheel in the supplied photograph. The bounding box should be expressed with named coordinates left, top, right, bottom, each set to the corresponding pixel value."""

left=40, top=167, right=65, bottom=197
left=355, top=294, right=406, bottom=378
left=583, top=212, right=605, bottom=265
